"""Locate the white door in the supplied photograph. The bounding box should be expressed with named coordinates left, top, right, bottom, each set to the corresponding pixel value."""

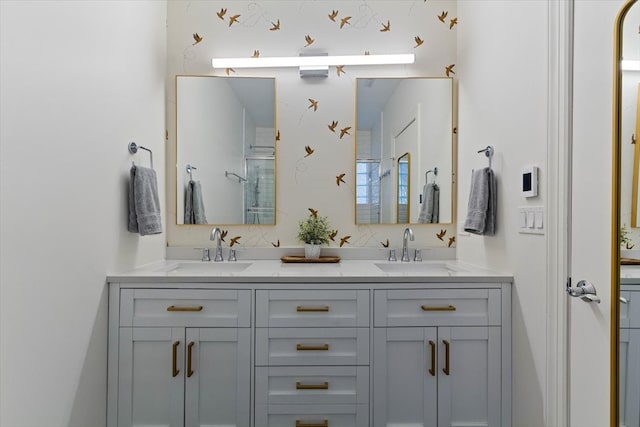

left=184, top=328, right=251, bottom=427
left=570, top=1, right=625, bottom=425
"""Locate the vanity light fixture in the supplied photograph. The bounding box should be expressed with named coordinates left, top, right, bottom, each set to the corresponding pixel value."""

left=621, top=60, right=640, bottom=71
left=211, top=53, right=415, bottom=70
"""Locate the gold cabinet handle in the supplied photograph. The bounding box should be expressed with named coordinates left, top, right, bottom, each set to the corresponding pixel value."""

left=172, top=341, right=180, bottom=377
left=187, top=342, right=195, bottom=378
left=296, top=344, right=330, bottom=351
left=296, top=381, right=329, bottom=390
left=443, top=340, right=450, bottom=376
left=296, top=306, right=330, bottom=312
left=428, top=340, right=436, bottom=377
left=295, top=421, right=328, bottom=427
left=421, top=305, right=456, bottom=312
left=167, top=305, right=203, bottom=312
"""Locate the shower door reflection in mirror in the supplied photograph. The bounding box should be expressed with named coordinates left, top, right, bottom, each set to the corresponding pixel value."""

left=355, top=77, right=453, bottom=225
left=176, top=75, right=276, bottom=225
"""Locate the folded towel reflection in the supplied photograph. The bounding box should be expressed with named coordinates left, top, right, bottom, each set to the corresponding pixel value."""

left=128, top=164, right=162, bottom=235
left=463, top=167, right=497, bottom=235
left=418, top=183, right=440, bottom=223
left=184, top=180, right=207, bottom=224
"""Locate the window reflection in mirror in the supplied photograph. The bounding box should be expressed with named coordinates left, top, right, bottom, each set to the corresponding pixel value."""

left=397, top=153, right=410, bottom=224
left=176, top=75, right=276, bottom=225
left=355, top=77, right=453, bottom=225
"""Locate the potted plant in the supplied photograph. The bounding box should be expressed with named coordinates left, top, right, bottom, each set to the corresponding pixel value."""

left=297, top=213, right=332, bottom=259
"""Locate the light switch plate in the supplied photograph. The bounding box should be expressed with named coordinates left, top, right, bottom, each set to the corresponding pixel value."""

left=519, top=206, right=544, bottom=235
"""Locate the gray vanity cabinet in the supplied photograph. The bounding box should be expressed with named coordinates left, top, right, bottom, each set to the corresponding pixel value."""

left=373, top=288, right=510, bottom=427
left=620, top=288, right=640, bottom=427
left=110, top=288, right=251, bottom=427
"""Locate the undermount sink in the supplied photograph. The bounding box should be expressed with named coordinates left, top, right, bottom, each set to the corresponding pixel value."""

left=374, top=262, right=464, bottom=274
left=165, top=262, right=252, bottom=274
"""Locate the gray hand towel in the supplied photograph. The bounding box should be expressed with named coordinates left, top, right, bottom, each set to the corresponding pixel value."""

left=464, top=168, right=495, bottom=234
left=431, top=183, right=440, bottom=223
left=128, top=165, right=162, bottom=235
left=484, top=169, right=497, bottom=235
left=418, top=183, right=440, bottom=223
left=184, top=180, right=207, bottom=224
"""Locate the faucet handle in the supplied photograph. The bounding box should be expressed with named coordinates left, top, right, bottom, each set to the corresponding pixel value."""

left=414, top=248, right=422, bottom=262
left=228, top=249, right=237, bottom=262
left=388, top=249, right=397, bottom=262
left=201, top=248, right=210, bottom=262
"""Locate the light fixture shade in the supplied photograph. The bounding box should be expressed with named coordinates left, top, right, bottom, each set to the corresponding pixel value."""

left=211, top=54, right=415, bottom=69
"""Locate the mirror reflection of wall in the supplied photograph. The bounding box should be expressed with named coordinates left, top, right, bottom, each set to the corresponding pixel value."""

left=397, top=153, right=410, bottom=224
left=176, top=76, right=276, bottom=225
left=355, top=77, right=453, bottom=225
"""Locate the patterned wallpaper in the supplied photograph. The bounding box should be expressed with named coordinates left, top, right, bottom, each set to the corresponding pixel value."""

left=166, top=0, right=458, bottom=250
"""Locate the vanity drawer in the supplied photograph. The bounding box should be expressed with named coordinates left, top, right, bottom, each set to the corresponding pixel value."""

left=256, top=290, right=369, bottom=327
left=621, top=291, right=640, bottom=328
left=255, top=328, right=369, bottom=366
left=255, top=366, right=369, bottom=406
left=120, top=289, right=251, bottom=327
left=255, top=404, right=368, bottom=427
left=374, top=288, right=501, bottom=327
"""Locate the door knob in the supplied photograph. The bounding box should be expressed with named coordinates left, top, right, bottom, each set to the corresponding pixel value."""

left=566, top=280, right=600, bottom=304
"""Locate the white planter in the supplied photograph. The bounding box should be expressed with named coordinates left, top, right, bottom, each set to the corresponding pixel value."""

left=304, top=243, right=321, bottom=259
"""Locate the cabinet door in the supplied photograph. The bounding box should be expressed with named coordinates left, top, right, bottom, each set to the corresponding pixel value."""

left=184, top=328, right=251, bottom=427
left=118, top=328, right=185, bottom=427
left=373, top=327, right=438, bottom=427
left=437, top=326, right=501, bottom=427
left=620, top=329, right=640, bottom=427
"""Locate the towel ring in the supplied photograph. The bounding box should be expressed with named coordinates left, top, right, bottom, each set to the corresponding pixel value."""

left=186, top=164, right=197, bottom=181
left=477, top=146, right=494, bottom=169
left=128, top=142, right=153, bottom=169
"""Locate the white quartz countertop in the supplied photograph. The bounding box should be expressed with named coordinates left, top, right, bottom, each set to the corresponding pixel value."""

left=108, top=259, right=513, bottom=284
left=621, top=265, right=640, bottom=284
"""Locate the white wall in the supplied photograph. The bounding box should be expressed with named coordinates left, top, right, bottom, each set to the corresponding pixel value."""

left=456, top=1, right=550, bottom=425
left=0, top=1, right=167, bottom=426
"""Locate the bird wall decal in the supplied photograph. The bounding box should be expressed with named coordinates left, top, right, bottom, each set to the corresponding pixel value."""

left=336, top=65, right=345, bottom=76
left=229, top=14, right=240, bottom=27
left=328, top=10, right=339, bottom=22
left=225, top=68, right=235, bottom=75
left=220, top=230, right=228, bottom=242
left=329, top=230, right=338, bottom=241
left=230, top=236, right=241, bottom=247
left=272, top=240, right=280, bottom=248
left=304, top=35, right=315, bottom=47
left=438, top=11, right=448, bottom=23
left=275, top=130, right=281, bottom=141
left=339, top=126, right=351, bottom=139
left=308, top=208, right=318, bottom=218
left=304, top=145, right=314, bottom=157
left=252, top=50, right=260, bottom=58
left=414, top=36, right=424, bottom=48
left=339, top=236, right=351, bottom=247
left=381, top=239, right=390, bottom=248
left=436, top=229, right=447, bottom=241
left=192, top=33, right=203, bottom=45
left=270, top=19, right=280, bottom=31
left=328, top=121, right=338, bottom=133
left=445, top=64, right=455, bottom=77
left=339, top=16, right=351, bottom=29
left=448, top=236, right=456, bottom=247
left=380, top=20, right=391, bottom=32
left=449, top=18, right=458, bottom=29
left=216, top=8, right=227, bottom=20
left=336, top=173, right=346, bottom=186
left=308, top=98, right=318, bottom=111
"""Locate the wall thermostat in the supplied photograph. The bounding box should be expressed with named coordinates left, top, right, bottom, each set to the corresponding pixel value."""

left=522, top=166, right=539, bottom=198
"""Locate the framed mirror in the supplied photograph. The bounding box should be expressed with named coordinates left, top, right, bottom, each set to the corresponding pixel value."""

left=615, top=1, right=639, bottom=426
left=355, top=77, right=453, bottom=225
left=176, top=75, right=276, bottom=225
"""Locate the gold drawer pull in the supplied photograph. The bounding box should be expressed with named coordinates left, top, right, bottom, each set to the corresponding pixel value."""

left=296, top=344, right=330, bottom=351
left=296, top=306, right=330, bottom=312
left=443, top=339, right=451, bottom=376
left=187, top=342, right=195, bottom=378
left=428, top=340, right=436, bottom=377
left=172, top=341, right=180, bottom=377
left=421, top=305, right=456, bottom=312
left=296, top=421, right=328, bottom=427
left=296, top=381, right=329, bottom=390
left=167, top=305, right=203, bottom=312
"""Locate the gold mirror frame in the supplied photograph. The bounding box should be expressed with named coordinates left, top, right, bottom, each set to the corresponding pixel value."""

left=613, top=1, right=637, bottom=426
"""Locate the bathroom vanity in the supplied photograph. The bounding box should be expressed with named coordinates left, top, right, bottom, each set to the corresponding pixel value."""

left=620, top=266, right=640, bottom=427
left=107, top=260, right=512, bottom=427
